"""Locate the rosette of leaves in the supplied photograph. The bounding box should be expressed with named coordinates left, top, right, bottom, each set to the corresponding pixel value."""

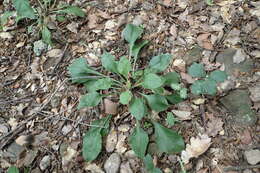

left=188, top=62, right=227, bottom=95
left=68, top=24, right=185, bottom=171
left=1, top=0, right=85, bottom=44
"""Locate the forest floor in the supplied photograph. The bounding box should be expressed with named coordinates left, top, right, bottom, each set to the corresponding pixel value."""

left=0, top=0, right=260, bottom=173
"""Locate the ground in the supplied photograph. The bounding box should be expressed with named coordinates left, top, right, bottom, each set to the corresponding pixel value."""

left=0, top=0, right=260, bottom=173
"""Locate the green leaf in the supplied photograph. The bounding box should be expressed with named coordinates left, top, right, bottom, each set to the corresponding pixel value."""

left=101, top=52, right=118, bottom=73
left=93, top=78, right=113, bottom=90
left=7, top=166, right=19, bottom=173
left=152, top=87, right=165, bottom=95
left=117, top=56, right=131, bottom=77
left=166, top=112, right=177, bottom=127
left=68, top=58, right=100, bottom=83
left=153, top=122, right=184, bottom=153
left=170, top=83, right=181, bottom=91
left=0, top=11, right=15, bottom=26
left=129, top=97, right=147, bottom=120
left=142, top=73, right=164, bottom=89
left=205, top=0, right=214, bottom=6
left=191, top=79, right=217, bottom=95
left=144, top=154, right=163, bottom=173
left=188, top=63, right=206, bottom=78
left=132, top=40, right=149, bottom=59
left=202, top=78, right=217, bottom=95
left=149, top=54, right=172, bottom=73
left=83, top=129, right=102, bottom=161
left=180, top=88, right=188, bottom=99
left=13, top=0, right=36, bottom=19
left=209, top=70, right=227, bottom=82
left=166, top=93, right=183, bottom=104
left=122, top=24, right=143, bottom=46
left=78, top=92, right=103, bottom=109
left=58, top=6, right=85, bottom=17
left=41, top=25, right=52, bottom=45
left=120, top=90, right=132, bottom=105
left=143, top=94, right=168, bottom=112
left=191, top=80, right=204, bottom=95
left=129, top=126, right=149, bottom=159
left=163, top=72, right=180, bottom=86
left=90, top=115, right=112, bottom=136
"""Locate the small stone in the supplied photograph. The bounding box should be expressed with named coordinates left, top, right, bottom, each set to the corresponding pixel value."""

left=61, top=125, right=73, bottom=135
left=120, top=162, right=133, bottom=173
left=219, top=80, right=235, bottom=92
left=192, top=98, right=205, bottom=105
left=40, top=155, right=51, bottom=170
left=105, top=20, right=117, bottom=30
left=132, top=15, right=143, bottom=26
left=244, top=149, right=260, bottom=165
left=116, top=133, right=127, bottom=154
left=124, top=150, right=137, bottom=159
left=249, top=82, right=260, bottom=102
left=0, top=124, right=9, bottom=133
left=33, top=40, right=47, bottom=56
left=118, top=124, right=130, bottom=132
left=106, top=130, right=118, bottom=152
left=104, top=99, right=118, bottom=115
left=233, top=49, right=247, bottom=64
left=164, top=168, right=172, bottom=173
left=243, top=169, right=252, bottom=173
left=0, top=32, right=13, bottom=39
left=104, top=153, right=121, bottom=173
left=66, top=22, right=79, bottom=33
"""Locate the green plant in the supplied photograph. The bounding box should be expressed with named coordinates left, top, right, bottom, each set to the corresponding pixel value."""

left=188, top=62, right=227, bottom=95
left=68, top=24, right=186, bottom=171
left=0, top=0, right=85, bottom=45
left=7, top=166, right=19, bottom=173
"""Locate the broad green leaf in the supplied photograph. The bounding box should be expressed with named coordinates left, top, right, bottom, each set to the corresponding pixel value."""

left=7, top=166, right=19, bottom=173
left=191, top=79, right=217, bottom=95
left=142, top=73, right=164, bottom=89
left=90, top=115, right=112, bottom=136
left=188, top=63, right=206, bottom=78
left=13, top=0, right=36, bottom=19
left=132, top=40, right=149, bottom=59
left=117, top=56, right=131, bottom=77
left=93, top=78, right=113, bottom=90
left=84, top=80, right=96, bottom=92
left=191, top=80, right=204, bottom=95
left=209, top=70, right=227, bottom=82
left=68, top=58, right=100, bottom=83
left=153, top=122, right=184, bottom=153
left=166, top=93, right=183, bottom=104
left=83, top=129, right=102, bottom=161
left=0, top=11, right=15, bottom=26
left=78, top=92, right=102, bottom=109
left=129, top=97, right=147, bottom=120
left=56, top=15, right=66, bottom=22
left=149, top=54, right=172, bottom=72
left=129, top=126, right=148, bottom=159
left=122, top=24, right=143, bottom=46
left=170, top=83, right=181, bottom=91
left=101, top=52, right=118, bottom=73
left=205, top=0, right=214, bottom=6
left=180, top=88, right=188, bottom=99
left=41, top=25, right=52, bottom=45
left=58, top=6, right=85, bottom=17
left=163, top=72, right=180, bottom=86
left=144, top=154, right=162, bottom=173
left=202, top=78, right=217, bottom=95
left=166, top=112, right=177, bottom=127
left=152, top=87, right=165, bottom=95
left=120, top=91, right=132, bottom=105
left=143, top=94, right=168, bottom=112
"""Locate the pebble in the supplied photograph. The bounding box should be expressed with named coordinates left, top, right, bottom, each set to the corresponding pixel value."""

left=244, top=149, right=260, bottom=165
left=33, top=40, right=47, bottom=56
left=85, top=163, right=104, bottom=173
left=40, top=155, right=51, bottom=170
left=0, top=32, right=13, bottom=39
left=106, top=130, right=118, bottom=152
left=0, top=124, right=9, bottom=133
left=61, top=124, right=73, bottom=135
left=104, top=153, right=121, bottom=173
left=116, top=133, right=127, bottom=154
left=249, top=82, right=260, bottom=102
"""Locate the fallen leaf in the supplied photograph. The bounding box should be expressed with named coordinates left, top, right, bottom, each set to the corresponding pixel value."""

left=181, top=134, right=212, bottom=164
left=206, top=117, right=224, bottom=137
left=66, top=22, right=79, bottom=33
left=197, top=33, right=213, bottom=50
left=87, top=14, right=99, bottom=29
left=172, top=110, right=191, bottom=120
left=104, top=99, right=118, bottom=115
left=46, top=49, right=63, bottom=58
left=8, top=118, right=18, bottom=130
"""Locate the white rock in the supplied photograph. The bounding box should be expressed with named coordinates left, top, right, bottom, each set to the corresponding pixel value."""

left=116, top=133, right=127, bottom=154
left=233, top=49, right=248, bottom=64
left=0, top=32, right=13, bottom=39
left=106, top=130, right=118, bottom=152
left=61, top=124, right=73, bottom=135
left=104, top=153, right=121, bottom=173
left=105, top=20, right=117, bottom=30
left=249, top=82, right=260, bottom=102
left=40, top=155, right=51, bottom=170
left=244, top=149, right=260, bottom=165
left=0, top=124, right=9, bottom=133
